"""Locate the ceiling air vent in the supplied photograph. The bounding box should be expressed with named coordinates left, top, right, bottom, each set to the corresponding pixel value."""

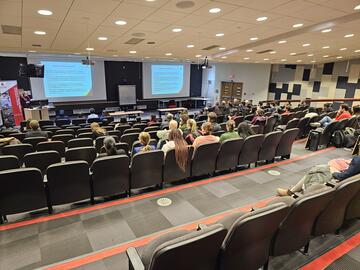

left=1, top=25, right=22, bottom=35
left=125, top=38, right=145, bottom=45
left=32, top=44, right=42, bottom=47
left=256, top=49, right=273, bottom=54
left=202, top=45, right=220, bottom=50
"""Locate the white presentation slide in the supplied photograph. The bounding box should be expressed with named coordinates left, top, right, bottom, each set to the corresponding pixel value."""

left=29, top=56, right=107, bottom=102
left=143, top=62, right=190, bottom=99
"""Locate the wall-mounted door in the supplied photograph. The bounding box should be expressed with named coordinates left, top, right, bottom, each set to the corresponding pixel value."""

left=220, top=81, right=243, bottom=102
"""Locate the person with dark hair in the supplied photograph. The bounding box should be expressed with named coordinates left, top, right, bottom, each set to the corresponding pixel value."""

left=207, top=112, right=221, bottom=132
left=0, top=120, right=19, bottom=133
left=161, top=129, right=189, bottom=171
left=237, top=122, right=255, bottom=139
left=25, top=120, right=48, bottom=138
left=56, top=109, right=69, bottom=120
left=319, top=103, right=352, bottom=127
left=98, top=136, right=126, bottom=157
left=87, top=108, right=99, bottom=120
left=147, top=115, right=158, bottom=126
left=219, top=120, right=240, bottom=143
left=179, top=113, right=189, bottom=131
left=305, top=107, right=318, bottom=118
left=192, top=122, right=219, bottom=149
left=323, top=103, right=333, bottom=113
left=281, top=105, right=291, bottom=116
left=160, top=113, right=173, bottom=129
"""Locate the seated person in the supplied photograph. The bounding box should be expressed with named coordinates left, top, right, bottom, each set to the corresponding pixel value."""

left=25, top=120, right=48, bottom=139
left=161, top=129, right=189, bottom=172
left=208, top=112, right=222, bottom=132
left=160, top=113, right=173, bottom=130
left=195, top=107, right=208, bottom=121
left=98, top=136, right=126, bottom=157
left=87, top=108, right=99, bottom=120
left=193, top=122, right=220, bottom=149
left=179, top=113, right=189, bottom=131
left=115, top=118, right=128, bottom=129
left=133, top=132, right=156, bottom=154
left=251, top=108, right=266, bottom=125
left=281, top=105, right=291, bottom=116
left=55, top=110, right=69, bottom=120
left=323, top=103, right=333, bottom=113
left=183, top=119, right=201, bottom=144
left=147, top=115, right=158, bottom=126
left=220, top=120, right=240, bottom=143
left=100, top=110, right=110, bottom=121
left=90, top=122, right=107, bottom=140
left=237, top=122, right=255, bottom=139
left=277, top=155, right=360, bottom=196
left=157, top=120, right=181, bottom=141
left=0, top=120, right=19, bottom=133
left=319, top=103, right=352, bottom=127
left=305, top=107, right=318, bottom=118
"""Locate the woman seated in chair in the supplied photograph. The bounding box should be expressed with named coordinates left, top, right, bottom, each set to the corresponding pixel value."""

left=133, top=132, right=156, bottom=154
left=147, top=115, right=158, bottom=126
left=192, top=122, right=219, bottom=149
left=98, top=136, right=126, bottom=157
left=220, top=120, right=240, bottom=143
left=90, top=122, right=107, bottom=140
left=162, top=129, right=188, bottom=172
left=183, top=119, right=201, bottom=144
left=237, top=122, right=255, bottom=139
left=250, top=108, right=266, bottom=125
left=277, top=155, right=360, bottom=196
left=25, top=120, right=48, bottom=139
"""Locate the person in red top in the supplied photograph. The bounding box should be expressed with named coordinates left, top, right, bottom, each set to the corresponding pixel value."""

left=319, top=103, right=352, bottom=127
left=281, top=105, right=291, bottom=116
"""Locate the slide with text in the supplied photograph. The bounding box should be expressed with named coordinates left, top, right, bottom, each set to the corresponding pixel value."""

left=151, top=64, right=184, bottom=95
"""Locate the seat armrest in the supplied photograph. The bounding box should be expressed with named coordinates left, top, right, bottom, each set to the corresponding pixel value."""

left=325, top=181, right=336, bottom=188
left=126, top=247, right=145, bottom=270
left=292, top=192, right=302, bottom=199
left=197, top=224, right=208, bottom=231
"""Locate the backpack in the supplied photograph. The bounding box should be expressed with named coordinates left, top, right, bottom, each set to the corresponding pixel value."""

left=332, top=130, right=346, bottom=148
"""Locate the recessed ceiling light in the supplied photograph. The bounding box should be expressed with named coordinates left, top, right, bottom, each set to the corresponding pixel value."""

left=216, top=33, right=224, bottom=37
left=256, top=16, right=268, bottom=22
left=354, top=4, right=360, bottom=10
left=115, top=20, right=127, bottom=25
left=221, top=56, right=227, bottom=59
left=296, top=60, right=302, bottom=62
left=322, top=46, right=330, bottom=49
left=73, top=52, right=81, bottom=55
left=86, top=47, right=94, bottom=51
left=172, top=28, right=182, bottom=32
left=145, top=56, right=150, bottom=59
left=321, top=28, right=332, bottom=33
left=243, top=57, right=250, bottom=60
left=337, top=56, right=343, bottom=59
left=263, top=58, right=269, bottom=61
left=209, top=8, right=221, bottom=13
left=270, top=51, right=276, bottom=54
left=250, top=37, right=258, bottom=41
left=293, top=23, right=303, bottom=28
left=98, top=37, right=108, bottom=41
left=129, top=50, right=137, bottom=54
left=290, top=52, right=296, bottom=55
left=355, top=50, right=360, bottom=53
left=281, top=59, right=287, bottom=61
left=323, top=55, right=329, bottom=58
left=302, top=43, right=310, bottom=47
left=344, top=33, right=354, bottom=38
left=34, top=31, right=46, bottom=35
left=37, top=10, right=53, bottom=16
left=165, top=53, right=172, bottom=56
left=146, top=0, right=157, bottom=2
left=28, top=50, right=37, bottom=53
left=311, top=60, right=316, bottom=63
left=278, top=40, right=287, bottom=44
left=307, top=54, right=314, bottom=57
left=219, top=47, right=226, bottom=50
left=195, top=54, right=202, bottom=58
left=187, top=44, right=194, bottom=48
left=113, top=54, right=118, bottom=57
left=246, top=49, right=253, bottom=52
left=340, top=48, right=347, bottom=51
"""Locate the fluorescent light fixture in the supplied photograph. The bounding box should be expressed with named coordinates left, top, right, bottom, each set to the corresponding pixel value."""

left=165, top=53, right=172, bottom=56
left=263, top=58, right=269, bottom=61
left=219, top=47, right=226, bottom=50
left=270, top=51, right=276, bottom=54
left=28, top=50, right=37, bottom=53
left=209, top=8, right=221, bottom=13
left=322, top=46, right=330, bottom=49
left=281, top=59, right=287, bottom=61
left=307, top=54, right=314, bottom=57
left=290, top=52, right=296, bottom=55
left=340, top=48, right=347, bottom=51
left=195, top=55, right=202, bottom=58
left=278, top=40, right=287, bottom=44
left=98, top=37, right=108, bottom=41
left=355, top=49, right=360, bottom=53
left=216, top=33, right=224, bottom=37
left=129, top=50, right=137, bottom=54
left=246, top=49, right=253, bottom=52
left=86, top=48, right=94, bottom=51
left=37, top=10, right=53, bottom=16
left=354, top=4, right=360, bottom=10
left=243, top=57, right=250, bottom=60
left=250, top=37, right=258, bottom=41
left=34, top=31, right=46, bottom=35
left=115, top=20, right=127, bottom=25
left=113, top=55, right=118, bottom=57
left=321, top=28, right=332, bottom=33
left=296, top=60, right=302, bottom=62
left=293, top=23, right=303, bottom=28
left=344, top=33, right=354, bottom=38
left=221, top=56, right=227, bottom=59
left=302, top=43, right=310, bottom=47
left=336, top=56, right=343, bottom=59
left=311, top=60, right=316, bottom=63
left=187, top=44, right=194, bottom=48
left=256, top=16, right=268, bottom=22
left=323, top=55, right=329, bottom=58
left=172, top=28, right=182, bottom=32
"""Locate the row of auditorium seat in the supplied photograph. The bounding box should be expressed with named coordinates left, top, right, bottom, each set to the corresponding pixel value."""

left=0, top=129, right=299, bottom=222
left=126, top=175, right=360, bottom=270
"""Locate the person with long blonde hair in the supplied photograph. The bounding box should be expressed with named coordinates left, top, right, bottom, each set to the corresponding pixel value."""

left=183, top=119, right=200, bottom=144
left=133, top=132, right=155, bottom=154
left=162, top=129, right=188, bottom=172
left=90, top=122, right=107, bottom=140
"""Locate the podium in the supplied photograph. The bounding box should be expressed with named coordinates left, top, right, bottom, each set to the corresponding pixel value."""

left=24, top=108, right=49, bottom=121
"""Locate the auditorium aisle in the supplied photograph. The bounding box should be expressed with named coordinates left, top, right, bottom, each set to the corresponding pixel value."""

left=0, top=142, right=358, bottom=270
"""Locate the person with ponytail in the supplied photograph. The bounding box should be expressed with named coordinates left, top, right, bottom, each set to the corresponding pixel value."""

left=162, top=129, right=188, bottom=172
left=98, top=136, right=126, bottom=157
left=90, top=122, right=107, bottom=140
left=133, top=132, right=155, bottom=154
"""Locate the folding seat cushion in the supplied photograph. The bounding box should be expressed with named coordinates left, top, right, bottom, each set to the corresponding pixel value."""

left=0, top=155, right=19, bottom=171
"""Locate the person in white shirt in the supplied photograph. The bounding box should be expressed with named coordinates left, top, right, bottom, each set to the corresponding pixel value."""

left=87, top=108, right=99, bottom=120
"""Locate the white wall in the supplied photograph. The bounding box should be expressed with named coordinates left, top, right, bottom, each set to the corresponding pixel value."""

left=202, top=63, right=271, bottom=105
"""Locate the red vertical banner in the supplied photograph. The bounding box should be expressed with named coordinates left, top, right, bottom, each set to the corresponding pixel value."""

left=8, top=84, right=24, bottom=126
left=0, top=80, right=24, bottom=126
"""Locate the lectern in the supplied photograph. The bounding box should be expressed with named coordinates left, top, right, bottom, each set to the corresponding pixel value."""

left=24, top=108, right=49, bottom=121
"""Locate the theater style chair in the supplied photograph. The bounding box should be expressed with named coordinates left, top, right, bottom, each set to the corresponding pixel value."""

left=52, top=134, right=75, bottom=147
left=313, top=175, right=360, bottom=236
left=91, top=155, right=130, bottom=197
left=191, top=142, right=221, bottom=177
left=9, top=132, right=25, bottom=142
left=133, top=123, right=147, bottom=131
left=37, top=141, right=66, bottom=157
left=216, top=138, right=244, bottom=172
left=144, top=126, right=160, bottom=132
left=217, top=203, right=289, bottom=270
left=76, top=127, right=92, bottom=136
left=130, top=150, right=164, bottom=191
left=126, top=224, right=227, bottom=270
left=46, top=161, right=92, bottom=207
left=238, top=134, right=264, bottom=167
left=23, top=136, right=48, bottom=149
left=263, top=116, right=277, bottom=134
left=78, top=132, right=93, bottom=139
left=269, top=187, right=335, bottom=260
left=121, top=133, right=140, bottom=148
left=55, top=129, right=75, bottom=136
left=24, top=150, right=61, bottom=175
left=296, top=117, right=311, bottom=139
left=258, top=131, right=283, bottom=164
left=124, top=128, right=141, bottom=135
left=276, top=128, right=299, bottom=159
left=39, top=120, right=54, bottom=128
left=2, top=143, right=33, bottom=164
left=305, top=122, right=337, bottom=151
left=72, top=118, right=87, bottom=126
left=0, top=155, right=20, bottom=171
left=65, top=146, right=97, bottom=165
left=55, top=119, right=71, bottom=127
left=0, top=168, right=49, bottom=222
left=346, top=191, right=360, bottom=220
left=115, top=124, right=131, bottom=135
left=68, top=138, right=93, bottom=149
left=163, top=147, right=194, bottom=184
left=87, top=117, right=100, bottom=124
